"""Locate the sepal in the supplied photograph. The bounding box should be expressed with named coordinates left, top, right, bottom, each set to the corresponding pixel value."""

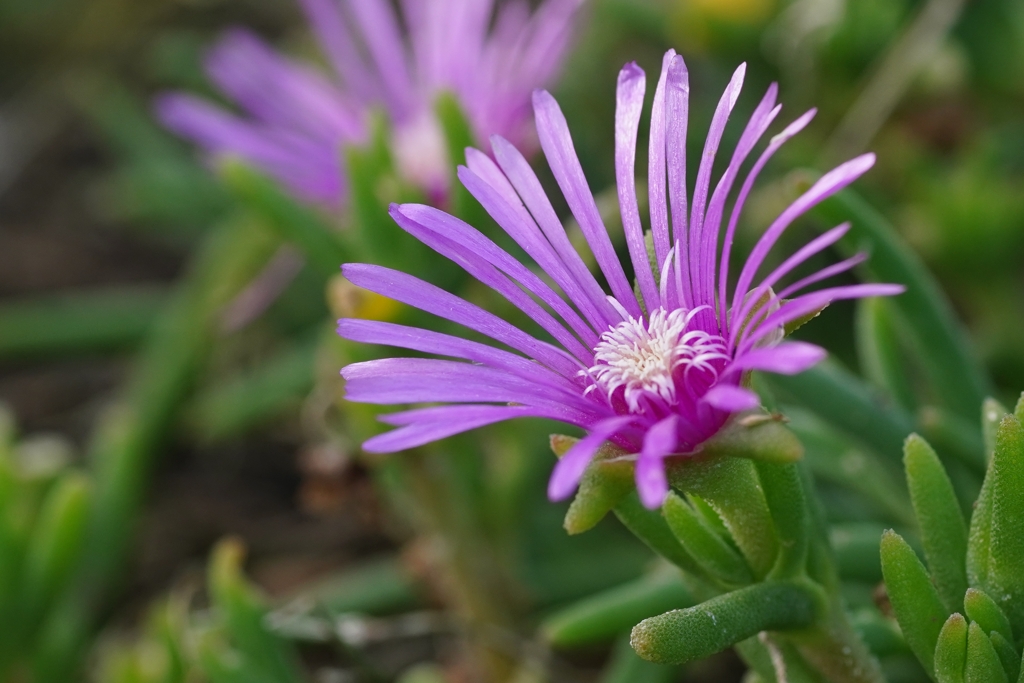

left=551, top=435, right=633, bottom=535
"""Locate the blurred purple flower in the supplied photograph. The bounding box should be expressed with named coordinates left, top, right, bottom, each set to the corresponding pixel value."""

left=155, top=0, right=582, bottom=205
left=338, top=51, right=904, bottom=509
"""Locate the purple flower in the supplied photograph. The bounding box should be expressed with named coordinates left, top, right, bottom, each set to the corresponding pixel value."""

left=338, top=51, right=904, bottom=509
left=155, top=0, right=582, bottom=205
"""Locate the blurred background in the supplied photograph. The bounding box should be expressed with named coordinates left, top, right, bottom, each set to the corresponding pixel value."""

left=1, top=0, right=1023, bottom=681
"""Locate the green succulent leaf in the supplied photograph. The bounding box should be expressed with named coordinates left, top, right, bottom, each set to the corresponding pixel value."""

left=667, top=456, right=779, bottom=579
left=989, top=631, right=1019, bottom=683
left=963, top=588, right=1014, bottom=649
left=880, top=529, right=949, bottom=674
left=904, top=434, right=968, bottom=613
left=985, top=415, right=1024, bottom=638
left=755, top=461, right=809, bottom=580
left=662, top=492, right=753, bottom=586
left=21, top=473, right=91, bottom=628
left=629, top=581, right=821, bottom=665
left=613, top=494, right=703, bottom=576
left=983, top=399, right=1010, bottom=462
left=965, top=621, right=1008, bottom=683
left=208, top=539, right=304, bottom=683
left=934, top=613, right=967, bottom=683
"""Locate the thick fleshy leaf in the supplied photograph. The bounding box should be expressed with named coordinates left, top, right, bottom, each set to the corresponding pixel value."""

left=698, top=413, right=804, bottom=465
left=667, top=456, right=779, bottom=579
left=964, top=622, right=1007, bottom=683
left=904, top=434, right=968, bottom=614
left=963, top=588, right=1014, bottom=650
left=756, top=461, right=808, bottom=579
left=880, top=529, right=949, bottom=674
left=629, top=581, right=821, bottom=665
left=663, top=492, right=753, bottom=586
left=985, top=415, right=1024, bottom=637
left=934, top=613, right=968, bottom=683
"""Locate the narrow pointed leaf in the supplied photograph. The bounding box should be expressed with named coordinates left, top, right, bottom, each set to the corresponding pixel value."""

left=983, top=399, right=1009, bottom=462
left=630, top=581, right=821, bottom=665
left=667, top=457, right=779, bottom=579
left=663, top=493, right=752, bottom=586
left=756, top=461, right=809, bottom=579
left=880, top=529, right=949, bottom=674
left=986, top=416, right=1024, bottom=637
left=904, top=434, right=968, bottom=613
left=989, top=632, right=1019, bottom=683
left=934, top=613, right=967, bottom=683
left=963, top=588, right=1014, bottom=648
left=965, top=621, right=1008, bottom=683
left=21, top=473, right=91, bottom=625
left=613, top=494, right=703, bottom=576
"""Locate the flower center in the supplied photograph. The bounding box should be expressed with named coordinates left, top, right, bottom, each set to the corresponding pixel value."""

left=587, top=308, right=729, bottom=411
left=392, top=111, right=450, bottom=195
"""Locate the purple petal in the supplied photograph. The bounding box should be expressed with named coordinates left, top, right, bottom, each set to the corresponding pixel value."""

left=615, top=62, right=659, bottom=311
left=489, top=136, right=619, bottom=327
left=720, top=108, right=816, bottom=335
left=342, top=358, right=597, bottom=416
left=730, top=223, right=851, bottom=342
left=739, top=283, right=905, bottom=352
left=777, top=253, right=868, bottom=300
left=342, top=263, right=580, bottom=378
left=647, top=50, right=676, bottom=272
left=337, top=318, right=580, bottom=391
left=636, top=415, right=678, bottom=509
left=729, top=341, right=827, bottom=375
left=703, top=384, right=760, bottom=412
left=458, top=160, right=605, bottom=338
left=548, top=416, right=634, bottom=501
left=731, top=153, right=876, bottom=334
left=664, top=54, right=690, bottom=309
left=391, top=204, right=595, bottom=362
left=533, top=89, right=641, bottom=318
left=155, top=93, right=342, bottom=202
left=365, top=404, right=555, bottom=453
left=705, top=85, right=779, bottom=327
left=343, top=0, right=415, bottom=117
left=296, top=0, right=378, bottom=102
left=689, top=62, right=745, bottom=312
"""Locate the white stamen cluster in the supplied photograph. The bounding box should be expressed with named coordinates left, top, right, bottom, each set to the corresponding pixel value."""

left=586, top=308, right=730, bottom=412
